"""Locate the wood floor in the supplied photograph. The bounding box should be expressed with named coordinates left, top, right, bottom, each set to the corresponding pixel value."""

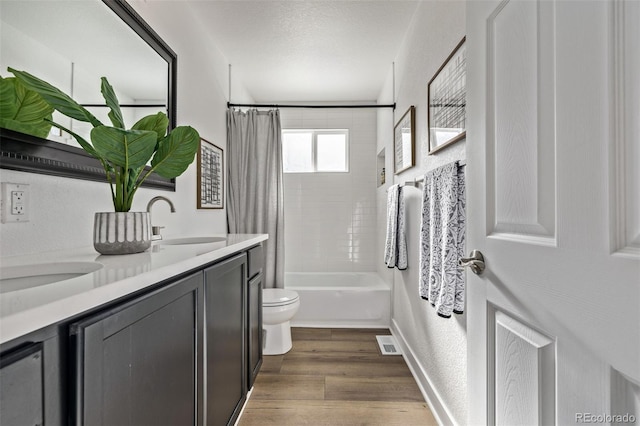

left=238, top=328, right=437, bottom=426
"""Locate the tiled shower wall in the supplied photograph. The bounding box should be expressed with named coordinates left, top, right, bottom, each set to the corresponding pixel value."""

left=281, top=108, right=378, bottom=273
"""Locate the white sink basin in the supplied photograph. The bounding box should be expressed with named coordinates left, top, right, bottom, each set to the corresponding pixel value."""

left=0, top=262, right=103, bottom=294
left=158, top=236, right=227, bottom=246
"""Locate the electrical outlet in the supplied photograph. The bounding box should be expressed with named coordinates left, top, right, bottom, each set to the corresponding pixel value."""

left=1, top=183, right=30, bottom=223
left=11, top=191, right=25, bottom=215
left=12, top=204, right=25, bottom=215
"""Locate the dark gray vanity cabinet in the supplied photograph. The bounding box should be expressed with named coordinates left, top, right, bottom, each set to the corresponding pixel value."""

left=0, top=242, right=265, bottom=426
left=246, top=244, right=264, bottom=390
left=247, top=272, right=263, bottom=389
left=204, top=253, right=247, bottom=426
left=0, top=343, right=44, bottom=425
left=70, top=271, right=204, bottom=426
left=0, top=332, right=63, bottom=425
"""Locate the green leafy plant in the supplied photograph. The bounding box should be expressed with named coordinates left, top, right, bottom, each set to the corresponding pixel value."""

left=0, top=75, right=54, bottom=138
left=8, top=67, right=200, bottom=212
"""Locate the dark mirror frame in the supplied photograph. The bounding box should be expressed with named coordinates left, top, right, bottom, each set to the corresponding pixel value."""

left=0, top=0, right=177, bottom=191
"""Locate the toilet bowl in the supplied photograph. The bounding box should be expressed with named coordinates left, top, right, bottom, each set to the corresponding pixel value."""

left=262, top=288, right=300, bottom=355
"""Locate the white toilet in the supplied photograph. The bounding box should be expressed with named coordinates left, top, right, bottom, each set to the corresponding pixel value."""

left=262, top=288, right=300, bottom=355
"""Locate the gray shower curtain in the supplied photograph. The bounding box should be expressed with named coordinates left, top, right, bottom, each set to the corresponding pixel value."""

left=226, top=109, right=284, bottom=289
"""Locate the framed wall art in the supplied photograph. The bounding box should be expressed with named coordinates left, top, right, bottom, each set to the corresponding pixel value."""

left=197, top=138, right=224, bottom=209
left=394, top=105, right=415, bottom=174
left=428, top=37, right=467, bottom=155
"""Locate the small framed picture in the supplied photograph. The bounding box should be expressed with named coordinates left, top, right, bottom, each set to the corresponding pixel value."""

left=197, top=138, right=224, bottom=209
left=394, top=105, right=415, bottom=174
left=428, top=37, right=467, bottom=154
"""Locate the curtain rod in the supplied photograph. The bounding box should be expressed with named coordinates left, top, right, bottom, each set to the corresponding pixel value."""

left=227, top=102, right=396, bottom=110
left=82, top=104, right=166, bottom=108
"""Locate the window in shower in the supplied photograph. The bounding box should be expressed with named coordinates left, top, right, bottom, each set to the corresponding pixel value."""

left=282, top=129, right=349, bottom=173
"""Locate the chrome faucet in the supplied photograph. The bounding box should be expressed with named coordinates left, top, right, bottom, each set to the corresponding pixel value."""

left=146, top=196, right=176, bottom=240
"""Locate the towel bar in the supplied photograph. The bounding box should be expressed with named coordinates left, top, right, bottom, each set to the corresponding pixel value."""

left=387, top=160, right=466, bottom=191
left=406, top=160, right=466, bottom=187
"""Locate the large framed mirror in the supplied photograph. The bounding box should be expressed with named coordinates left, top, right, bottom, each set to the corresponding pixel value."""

left=0, top=0, right=177, bottom=190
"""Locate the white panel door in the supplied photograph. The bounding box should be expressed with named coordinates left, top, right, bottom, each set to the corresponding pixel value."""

left=466, top=0, right=640, bottom=424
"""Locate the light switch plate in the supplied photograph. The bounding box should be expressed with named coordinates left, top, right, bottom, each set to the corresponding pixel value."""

left=1, top=183, right=30, bottom=223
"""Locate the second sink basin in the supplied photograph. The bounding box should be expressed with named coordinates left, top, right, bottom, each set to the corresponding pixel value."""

left=0, top=262, right=103, bottom=294
left=158, top=236, right=227, bottom=246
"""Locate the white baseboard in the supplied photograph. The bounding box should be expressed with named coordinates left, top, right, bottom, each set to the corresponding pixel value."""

left=390, top=319, right=457, bottom=426
left=290, top=321, right=389, bottom=328
left=233, top=387, right=253, bottom=426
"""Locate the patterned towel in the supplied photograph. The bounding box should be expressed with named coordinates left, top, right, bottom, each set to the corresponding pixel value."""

left=384, top=184, right=407, bottom=270
left=419, top=162, right=466, bottom=317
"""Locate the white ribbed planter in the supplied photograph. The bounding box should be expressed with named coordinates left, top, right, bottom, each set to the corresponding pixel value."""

left=93, top=212, right=151, bottom=255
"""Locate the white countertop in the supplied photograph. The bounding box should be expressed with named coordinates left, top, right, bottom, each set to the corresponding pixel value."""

left=0, top=233, right=268, bottom=346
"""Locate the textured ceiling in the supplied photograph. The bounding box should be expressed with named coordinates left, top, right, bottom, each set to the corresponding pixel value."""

left=187, top=1, right=420, bottom=103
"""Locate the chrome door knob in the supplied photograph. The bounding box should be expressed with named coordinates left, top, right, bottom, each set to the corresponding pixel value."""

left=459, top=250, right=485, bottom=275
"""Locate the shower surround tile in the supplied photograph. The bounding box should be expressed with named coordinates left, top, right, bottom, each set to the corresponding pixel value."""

left=282, top=109, right=378, bottom=273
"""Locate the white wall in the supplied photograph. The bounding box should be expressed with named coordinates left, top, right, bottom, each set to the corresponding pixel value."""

left=0, top=1, right=248, bottom=257
left=282, top=108, right=378, bottom=273
left=377, top=1, right=467, bottom=425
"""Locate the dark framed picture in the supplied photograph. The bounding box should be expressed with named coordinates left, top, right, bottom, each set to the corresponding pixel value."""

left=197, top=139, right=224, bottom=209
left=394, top=105, right=415, bottom=174
left=428, top=37, right=467, bottom=154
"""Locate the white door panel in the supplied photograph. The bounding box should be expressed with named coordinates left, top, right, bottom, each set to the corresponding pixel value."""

left=466, top=0, right=640, bottom=424
left=487, top=0, right=556, bottom=243
left=493, top=310, right=555, bottom=425
left=610, top=0, right=640, bottom=257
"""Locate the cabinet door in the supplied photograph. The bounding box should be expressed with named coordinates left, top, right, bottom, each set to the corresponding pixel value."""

left=204, top=253, right=247, bottom=426
left=0, top=343, right=44, bottom=426
left=0, top=334, right=63, bottom=426
left=247, top=272, right=263, bottom=389
left=71, top=272, right=204, bottom=426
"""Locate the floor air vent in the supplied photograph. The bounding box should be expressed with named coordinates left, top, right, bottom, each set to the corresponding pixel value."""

left=376, top=335, right=402, bottom=355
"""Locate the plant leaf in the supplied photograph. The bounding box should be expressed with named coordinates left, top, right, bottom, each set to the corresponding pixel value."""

left=8, top=67, right=102, bottom=127
left=100, top=77, right=125, bottom=129
left=91, top=126, right=157, bottom=170
left=0, top=118, right=49, bottom=138
left=151, top=126, right=200, bottom=179
left=0, top=76, right=53, bottom=138
left=0, top=76, right=17, bottom=115
left=132, top=112, right=169, bottom=143
left=127, top=165, right=145, bottom=192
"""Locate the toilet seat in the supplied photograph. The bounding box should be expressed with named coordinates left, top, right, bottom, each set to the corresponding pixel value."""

left=263, top=288, right=299, bottom=307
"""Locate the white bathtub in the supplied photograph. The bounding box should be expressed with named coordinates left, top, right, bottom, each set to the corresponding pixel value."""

left=285, top=272, right=391, bottom=328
